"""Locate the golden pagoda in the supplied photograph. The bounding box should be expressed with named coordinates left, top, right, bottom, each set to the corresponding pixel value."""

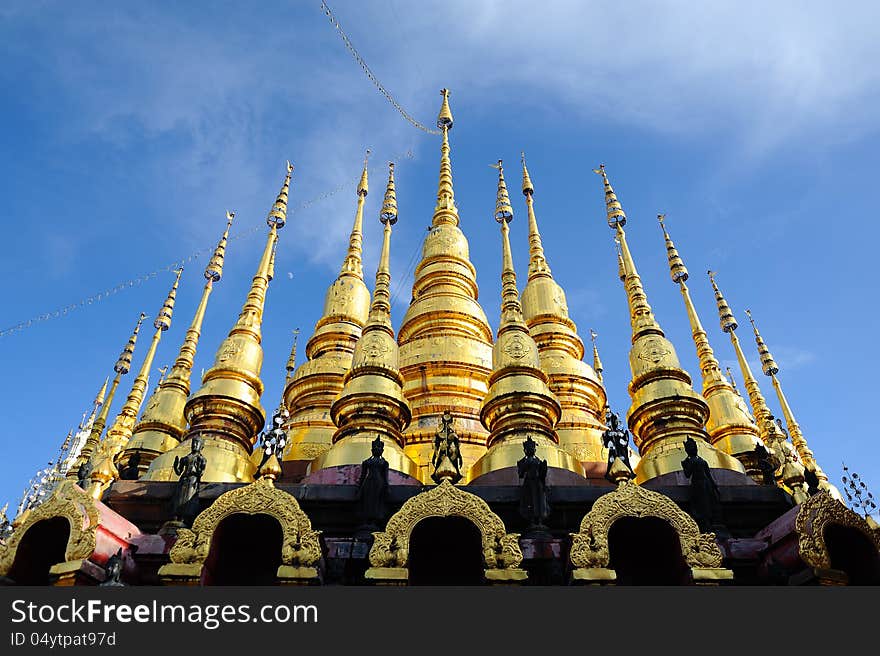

left=4, top=90, right=877, bottom=589
left=283, top=155, right=372, bottom=472
left=396, top=90, right=495, bottom=482
left=519, top=154, right=608, bottom=468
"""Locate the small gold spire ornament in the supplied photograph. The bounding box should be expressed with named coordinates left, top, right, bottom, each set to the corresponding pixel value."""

left=285, top=328, right=300, bottom=383
left=590, top=329, right=604, bottom=383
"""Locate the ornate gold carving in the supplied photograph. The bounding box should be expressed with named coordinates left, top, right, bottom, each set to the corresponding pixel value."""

left=502, top=334, right=530, bottom=360
left=795, top=491, right=880, bottom=569
left=637, top=337, right=671, bottom=365
left=569, top=481, right=723, bottom=569
left=368, top=480, right=522, bottom=569
left=168, top=478, right=322, bottom=568
left=0, top=482, right=100, bottom=576
left=362, top=334, right=390, bottom=359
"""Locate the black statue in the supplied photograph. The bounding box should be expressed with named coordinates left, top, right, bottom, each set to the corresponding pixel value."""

left=356, top=436, right=390, bottom=529
left=257, top=406, right=289, bottom=475
left=803, top=467, right=821, bottom=496
left=753, top=443, right=777, bottom=486
left=76, top=460, right=93, bottom=489
left=602, top=409, right=633, bottom=481
left=431, top=411, right=463, bottom=484
left=517, top=436, right=550, bottom=530
left=99, top=548, right=125, bottom=587
left=681, top=437, right=724, bottom=533
left=172, top=435, right=207, bottom=525
left=119, top=451, right=141, bottom=481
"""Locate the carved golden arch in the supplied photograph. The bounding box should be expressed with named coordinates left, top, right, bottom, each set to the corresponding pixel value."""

left=795, top=491, right=880, bottom=570
left=0, top=481, right=100, bottom=577
left=368, top=480, right=523, bottom=571
left=570, top=481, right=724, bottom=570
left=168, top=477, right=322, bottom=569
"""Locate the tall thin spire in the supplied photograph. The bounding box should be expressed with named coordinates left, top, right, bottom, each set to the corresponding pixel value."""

left=472, top=161, right=579, bottom=481
left=593, top=165, right=744, bottom=482
left=69, top=312, right=146, bottom=478
left=318, top=162, right=418, bottom=477
left=707, top=272, right=803, bottom=492
left=519, top=155, right=607, bottom=466
left=131, top=214, right=234, bottom=476
left=284, top=157, right=373, bottom=471
left=432, top=88, right=458, bottom=227
left=285, top=328, right=300, bottom=383
left=745, top=309, right=830, bottom=490
left=88, top=269, right=182, bottom=497
left=590, top=329, right=604, bottom=384
left=659, top=215, right=762, bottom=477
left=396, top=89, right=494, bottom=482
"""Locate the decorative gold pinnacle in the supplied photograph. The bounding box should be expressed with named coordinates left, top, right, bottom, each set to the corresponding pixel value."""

left=590, top=329, right=604, bottom=383
left=660, top=217, right=762, bottom=475
left=339, top=156, right=368, bottom=280
left=357, top=149, right=370, bottom=197
left=380, top=161, right=398, bottom=223
left=115, top=313, right=147, bottom=375
left=205, top=212, right=234, bottom=282
left=521, top=151, right=534, bottom=195
left=285, top=328, right=301, bottom=380
left=593, top=164, right=627, bottom=227
left=519, top=153, right=551, bottom=280
left=745, top=309, right=829, bottom=489
left=433, top=88, right=459, bottom=226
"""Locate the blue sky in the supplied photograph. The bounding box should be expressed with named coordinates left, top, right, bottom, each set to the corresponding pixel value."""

left=1, top=1, right=878, bottom=513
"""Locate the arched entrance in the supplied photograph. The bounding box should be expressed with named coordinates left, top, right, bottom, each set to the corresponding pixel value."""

left=6, top=518, right=70, bottom=585
left=203, top=514, right=283, bottom=585
left=824, top=524, right=880, bottom=585
left=408, top=517, right=484, bottom=585
left=608, top=516, right=691, bottom=585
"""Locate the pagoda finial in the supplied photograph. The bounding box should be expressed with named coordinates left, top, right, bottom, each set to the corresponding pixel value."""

left=590, top=329, right=604, bottom=383
left=433, top=88, right=459, bottom=226
left=615, top=238, right=626, bottom=282
left=285, top=328, right=301, bottom=381
left=593, top=164, right=627, bottom=228
left=370, top=162, right=398, bottom=322
left=745, top=308, right=830, bottom=491
left=135, top=215, right=236, bottom=477
left=661, top=217, right=762, bottom=477
left=521, top=152, right=551, bottom=280
left=380, top=161, right=398, bottom=224
left=357, top=149, right=370, bottom=197
left=339, top=156, right=368, bottom=279
left=491, top=161, right=519, bottom=322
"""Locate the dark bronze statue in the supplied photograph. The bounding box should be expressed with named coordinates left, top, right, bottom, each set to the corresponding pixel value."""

left=76, top=460, right=93, bottom=489
left=517, top=436, right=550, bottom=530
left=803, top=467, right=821, bottom=496
left=99, top=548, right=125, bottom=587
left=172, top=434, right=207, bottom=526
left=431, top=411, right=463, bottom=484
left=753, top=443, right=777, bottom=486
left=602, top=409, right=633, bottom=481
left=681, top=437, right=724, bottom=533
left=356, top=436, right=390, bottom=529
left=119, top=451, right=141, bottom=481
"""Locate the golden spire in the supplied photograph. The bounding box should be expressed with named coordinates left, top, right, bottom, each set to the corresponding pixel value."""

left=357, top=149, right=370, bottom=196
left=149, top=163, right=292, bottom=483
left=395, top=90, right=494, bottom=482
left=745, top=309, right=830, bottom=490
left=432, top=88, right=459, bottom=227
left=135, top=214, right=233, bottom=476
left=593, top=165, right=744, bottom=482
left=285, top=328, right=300, bottom=382
left=707, top=271, right=800, bottom=489
left=590, top=329, right=604, bottom=383
left=659, top=216, right=762, bottom=477
left=69, top=312, right=145, bottom=478
left=81, top=377, right=108, bottom=430
left=318, top=163, right=418, bottom=477
left=472, top=161, right=580, bottom=481
left=88, top=270, right=182, bottom=497
left=519, top=156, right=607, bottom=465
left=615, top=239, right=627, bottom=282
left=284, top=158, right=373, bottom=470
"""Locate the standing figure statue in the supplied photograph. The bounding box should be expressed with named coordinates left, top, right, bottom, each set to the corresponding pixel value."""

left=753, top=443, right=777, bottom=486
left=602, top=409, right=634, bottom=482
left=119, top=451, right=142, bottom=481
left=76, top=460, right=93, bottom=490
left=172, top=434, right=207, bottom=526
left=356, top=436, right=390, bottom=529
left=99, top=548, right=125, bottom=587
left=517, top=436, right=550, bottom=531
left=431, top=411, right=463, bottom=484
left=803, top=467, right=821, bottom=497
left=681, top=437, right=724, bottom=533
left=257, top=405, right=289, bottom=477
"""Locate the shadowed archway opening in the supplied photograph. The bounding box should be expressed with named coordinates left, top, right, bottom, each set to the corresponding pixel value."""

left=203, top=513, right=282, bottom=586
left=408, top=517, right=483, bottom=585
left=824, top=523, right=880, bottom=585
left=608, top=516, right=691, bottom=585
left=6, top=517, right=70, bottom=585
